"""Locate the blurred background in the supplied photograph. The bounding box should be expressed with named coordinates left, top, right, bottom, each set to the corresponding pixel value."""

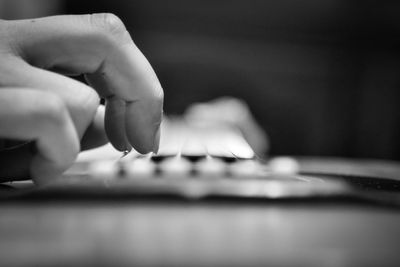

left=1, top=0, right=400, bottom=160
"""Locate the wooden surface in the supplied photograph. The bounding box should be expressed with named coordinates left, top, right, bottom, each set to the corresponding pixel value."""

left=1, top=158, right=400, bottom=267
left=1, top=201, right=400, bottom=267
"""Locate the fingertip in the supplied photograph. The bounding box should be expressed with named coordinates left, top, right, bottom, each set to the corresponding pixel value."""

left=125, top=100, right=161, bottom=154
left=107, top=133, right=130, bottom=152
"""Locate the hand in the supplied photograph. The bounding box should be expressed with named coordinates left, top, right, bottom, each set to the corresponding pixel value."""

left=0, top=14, right=164, bottom=184
left=185, top=97, right=268, bottom=156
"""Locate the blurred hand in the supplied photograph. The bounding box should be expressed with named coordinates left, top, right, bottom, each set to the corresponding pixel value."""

left=0, top=14, right=163, bottom=184
left=185, top=97, right=268, bottom=157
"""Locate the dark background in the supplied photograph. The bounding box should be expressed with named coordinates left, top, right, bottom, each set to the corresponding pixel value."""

left=63, top=0, right=400, bottom=160
left=5, top=0, right=400, bottom=159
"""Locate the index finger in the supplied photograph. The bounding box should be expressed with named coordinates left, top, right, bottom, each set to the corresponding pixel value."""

left=6, top=14, right=163, bottom=153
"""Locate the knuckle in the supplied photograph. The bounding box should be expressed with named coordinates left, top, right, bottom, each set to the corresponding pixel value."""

left=72, top=88, right=100, bottom=120
left=78, top=87, right=100, bottom=110
left=89, top=13, right=127, bottom=37
left=154, top=86, right=164, bottom=105
left=33, top=94, right=68, bottom=127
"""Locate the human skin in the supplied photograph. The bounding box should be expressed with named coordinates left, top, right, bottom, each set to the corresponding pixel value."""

left=0, top=14, right=163, bottom=184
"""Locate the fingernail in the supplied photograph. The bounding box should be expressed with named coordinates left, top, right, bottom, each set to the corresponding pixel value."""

left=152, top=126, right=161, bottom=153
left=123, top=140, right=132, bottom=153
left=118, top=129, right=132, bottom=152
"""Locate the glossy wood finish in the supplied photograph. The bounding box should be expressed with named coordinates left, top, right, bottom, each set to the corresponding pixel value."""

left=1, top=202, right=400, bottom=266
left=1, top=158, right=400, bottom=266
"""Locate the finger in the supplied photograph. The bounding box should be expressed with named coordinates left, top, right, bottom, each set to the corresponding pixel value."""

left=0, top=56, right=100, bottom=143
left=80, top=105, right=109, bottom=150
left=0, top=89, right=79, bottom=184
left=103, top=96, right=131, bottom=151
left=7, top=14, right=163, bottom=153
left=86, top=39, right=164, bottom=153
